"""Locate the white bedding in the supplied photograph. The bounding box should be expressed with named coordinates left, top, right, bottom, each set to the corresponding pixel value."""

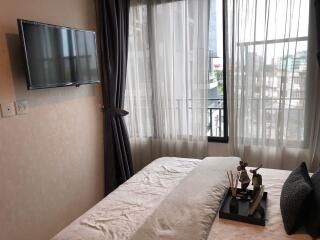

left=131, top=157, right=238, bottom=240
left=52, top=157, right=312, bottom=240
left=52, top=157, right=202, bottom=240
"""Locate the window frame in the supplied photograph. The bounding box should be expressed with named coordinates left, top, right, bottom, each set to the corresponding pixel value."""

left=208, top=0, right=229, bottom=143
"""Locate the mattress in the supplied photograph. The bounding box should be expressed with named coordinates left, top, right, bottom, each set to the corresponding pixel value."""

left=52, top=157, right=311, bottom=240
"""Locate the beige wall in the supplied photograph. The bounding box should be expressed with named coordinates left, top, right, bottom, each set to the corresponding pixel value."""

left=208, top=142, right=230, bottom=156
left=0, top=1, right=104, bottom=239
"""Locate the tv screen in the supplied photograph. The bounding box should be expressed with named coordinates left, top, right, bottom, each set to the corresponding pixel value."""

left=18, top=19, right=100, bottom=90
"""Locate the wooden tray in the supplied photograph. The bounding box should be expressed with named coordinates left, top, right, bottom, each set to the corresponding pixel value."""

left=219, top=187, right=268, bottom=226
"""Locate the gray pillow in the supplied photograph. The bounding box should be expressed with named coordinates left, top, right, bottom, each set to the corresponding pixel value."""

left=280, top=162, right=312, bottom=235
left=306, top=169, right=320, bottom=238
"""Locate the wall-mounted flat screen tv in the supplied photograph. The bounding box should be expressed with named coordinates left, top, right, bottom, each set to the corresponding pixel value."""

left=18, top=19, right=100, bottom=90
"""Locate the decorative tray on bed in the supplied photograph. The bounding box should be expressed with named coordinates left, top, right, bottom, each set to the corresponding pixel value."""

left=219, top=187, right=268, bottom=226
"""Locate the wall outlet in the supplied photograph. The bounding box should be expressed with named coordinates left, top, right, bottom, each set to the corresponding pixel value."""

left=1, top=102, right=16, bottom=118
left=15, top=100, right=29, bottom=115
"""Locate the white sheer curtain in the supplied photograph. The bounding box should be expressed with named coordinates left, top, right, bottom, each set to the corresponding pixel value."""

left=125, top=0, right=210, bottom=171
left=226, top=0, right=320, bottom=170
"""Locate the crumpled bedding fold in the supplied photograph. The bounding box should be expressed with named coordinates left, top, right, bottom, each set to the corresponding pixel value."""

left=131, top=157, right=239, bottom=240
left=52, top=157, right=201, bottom=240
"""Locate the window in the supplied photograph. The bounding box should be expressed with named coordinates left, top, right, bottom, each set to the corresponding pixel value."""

left=207, top=0, right=228, bottom=142
left=231, top=0, right=309, bottom=147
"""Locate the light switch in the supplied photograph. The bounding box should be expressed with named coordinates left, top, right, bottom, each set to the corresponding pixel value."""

left=15, top=100, right=29, bottom=115
left=1, top=102, right=16, bottom=118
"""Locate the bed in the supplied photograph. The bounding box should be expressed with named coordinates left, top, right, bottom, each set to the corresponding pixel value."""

left=52, top=157, right=311, bottom=240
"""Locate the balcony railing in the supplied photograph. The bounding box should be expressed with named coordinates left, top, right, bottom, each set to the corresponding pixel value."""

left=208, top=98, right=224, bottom=137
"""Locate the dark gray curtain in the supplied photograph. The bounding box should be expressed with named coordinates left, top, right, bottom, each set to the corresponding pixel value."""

left=316, top=0, right=320, bottom=64
left=96, top=0, right=134, bottom=195
left=314, top=0, right=320, bottom=64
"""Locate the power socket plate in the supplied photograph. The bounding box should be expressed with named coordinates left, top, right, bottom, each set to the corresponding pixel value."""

left=1, top=102, right=16, bottom=118
left=16, top=100, right=29, bottom=115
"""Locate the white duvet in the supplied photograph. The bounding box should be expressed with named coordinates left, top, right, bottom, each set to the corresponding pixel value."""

left=131, top=157, right=238, bottom=240
left=52, top=157, right=311, bottom=240
left=52, top=157, right=202, bottom=240
left=52, top=157, right=239, bottom=240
